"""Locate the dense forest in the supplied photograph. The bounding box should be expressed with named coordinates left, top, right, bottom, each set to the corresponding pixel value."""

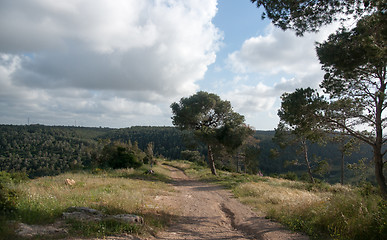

left=0, top=124, right=375, bottom=184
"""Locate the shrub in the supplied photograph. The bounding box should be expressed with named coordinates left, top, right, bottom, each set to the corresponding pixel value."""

left=0, top=171, right=18, bottom=214
left=180, top=150, right=205, bottom=164
left=372, top=200, right=387, bottom=239
left=279, top=171, right=298, bottom=181
left=99, top=144, right=143, bottom=169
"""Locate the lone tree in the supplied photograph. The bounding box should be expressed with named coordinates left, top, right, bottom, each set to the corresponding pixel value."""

left=171, top=91, right=252, bottom=175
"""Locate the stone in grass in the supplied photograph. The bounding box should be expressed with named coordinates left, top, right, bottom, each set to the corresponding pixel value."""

left=109, top=214, right=144, bottom=224
left=63, top=207, right=104, bottom=221
left=16, top=222, right=67, bottom=237
left=145, top=169, right=155, bottom=175
left=63, top=207, right=144, bottom=224
left=65, top=178, right=76, bottom=186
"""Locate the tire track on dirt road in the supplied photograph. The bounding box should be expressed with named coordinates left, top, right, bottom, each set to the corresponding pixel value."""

left=150, top=165, right=309, bottom=240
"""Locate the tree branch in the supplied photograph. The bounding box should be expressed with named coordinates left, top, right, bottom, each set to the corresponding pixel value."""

left=382, top=149, right=387, bottom=157
left=323, top=116, right=374, bottom=146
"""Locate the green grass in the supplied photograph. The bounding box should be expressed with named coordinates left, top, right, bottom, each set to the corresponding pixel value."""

left=67, top=219, right=142, bottom=237
left=1, top=163, right=177, bottom=239
left=171, top=160, right=387, bottom=240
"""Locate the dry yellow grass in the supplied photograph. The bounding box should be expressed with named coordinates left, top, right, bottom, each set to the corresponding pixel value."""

left=15, top=167, right=176, bottom=225
left=234, top=177, right=331, bottom=214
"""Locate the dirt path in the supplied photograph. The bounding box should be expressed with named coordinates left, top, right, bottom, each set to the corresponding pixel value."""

left=149, top=165, right=309, bottom=240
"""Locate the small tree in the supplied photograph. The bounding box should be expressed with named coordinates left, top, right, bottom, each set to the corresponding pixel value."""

left=330, top=134, right=361, bottom=185
left=171, top=91, right=252, bottom=175
left=277, top=88, right=326, bottom=183
left=144, top=142, right=154, bottom=167
left=181, top=150, right=205, bottom=164
left=98, top=142, right=142, bottom=169
left=238, top=135, right=260, bottom=174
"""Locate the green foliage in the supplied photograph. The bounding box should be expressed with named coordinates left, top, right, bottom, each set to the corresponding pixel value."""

left=250, top=0, right=382, bottom=36
left=279, top=172, right=298, bottom=181
left=171, top=91, right=252, bottom=175
left=277, top=88, right=327, bottom=183
left=312, top=158, right=330, bottom=177
left=145, top=142, right=155, bottom=167
left=0, top=124, right=375, bottom=185
left=0, top=171, right=24, bottom=214
left=0, top=125, right=103, bottom=178
left=105, top=126, right=186, bottom=160
left=99, top=142, right=142, bottom=169
left=0, top=181, right=18, bottom=214
left=180, top=150, right=205, bottom=164
left=374, top=200, right=387, bottom=237
left=278, top=88, right=325, bottom=140
left=316, top=10, right=387, bottom=197
left=171, top=91, right=249, bottom=150
left=67, top=219, right=142, bottom=237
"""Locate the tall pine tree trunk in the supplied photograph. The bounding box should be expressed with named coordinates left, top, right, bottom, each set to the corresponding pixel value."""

left=375, top=88, right=387, bottom=199
left=341, top=151, right=344, bottom=185
left=374, top=148, right=386, bottom=198
left=302, top=139, right=315, bottom=184
left=208, top=145, right=217, bottom=176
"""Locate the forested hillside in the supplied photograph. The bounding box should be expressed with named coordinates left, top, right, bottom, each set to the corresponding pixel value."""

left=0, top=125, right=108, bottom=177
left=0, top=124, right=374, bottom=183
left=254, top=131, right=374, bottom=184
left=0, top=125, right=189, bottom=178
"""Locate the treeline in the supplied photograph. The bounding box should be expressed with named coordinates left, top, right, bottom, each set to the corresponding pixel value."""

left=0, top=125, right=374, bottom=183
left=104, top=126, right=187, bottom=160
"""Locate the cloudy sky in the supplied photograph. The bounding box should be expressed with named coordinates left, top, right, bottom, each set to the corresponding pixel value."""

left=0, top=0, right=339, bottom=130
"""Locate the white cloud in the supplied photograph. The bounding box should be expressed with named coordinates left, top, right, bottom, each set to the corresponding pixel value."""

left=0, top=0, right=221, bottom=127
left=221, top=23, right=341, bottom=129
left=224, top=83, right=276, bottom=112
left=226, top=24, right=338, bottom=88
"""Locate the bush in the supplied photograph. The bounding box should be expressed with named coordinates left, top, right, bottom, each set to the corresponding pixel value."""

left=279, top=171, right=298, bottom=181
left=0, top=171, right=18, bottom=214
left=372, top=200, right=387, bottom=239
left=109, top=146, right=141, bottom=169
left=99, top=144, right=143, bottom=169
left=143, top=156, right=150, bottom=164
left=180, top=150, right=205, bottom=163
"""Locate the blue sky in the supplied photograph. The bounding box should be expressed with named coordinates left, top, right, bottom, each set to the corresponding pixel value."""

left=0, top=0, right=338, bottom=129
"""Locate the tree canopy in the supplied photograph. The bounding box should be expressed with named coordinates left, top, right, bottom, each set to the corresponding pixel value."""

left=250, top=0, right=385, bottom=35
left=278, top=87, right=325, bottom=140
left=277, top=88, right=326, bottom=183
left=171, top=91, right=252, bottom=175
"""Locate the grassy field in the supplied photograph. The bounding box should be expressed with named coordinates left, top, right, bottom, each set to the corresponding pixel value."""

left=166, top=160, right=387, bottom=240
left=0, top=164, right=177, bottom=239
left=1, top=160, right=386, bottom=240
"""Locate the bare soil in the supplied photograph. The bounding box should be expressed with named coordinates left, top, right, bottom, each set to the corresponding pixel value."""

left=147, top=165, right=309, bottom=240
left=16, top=165, right=310, bottom=240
